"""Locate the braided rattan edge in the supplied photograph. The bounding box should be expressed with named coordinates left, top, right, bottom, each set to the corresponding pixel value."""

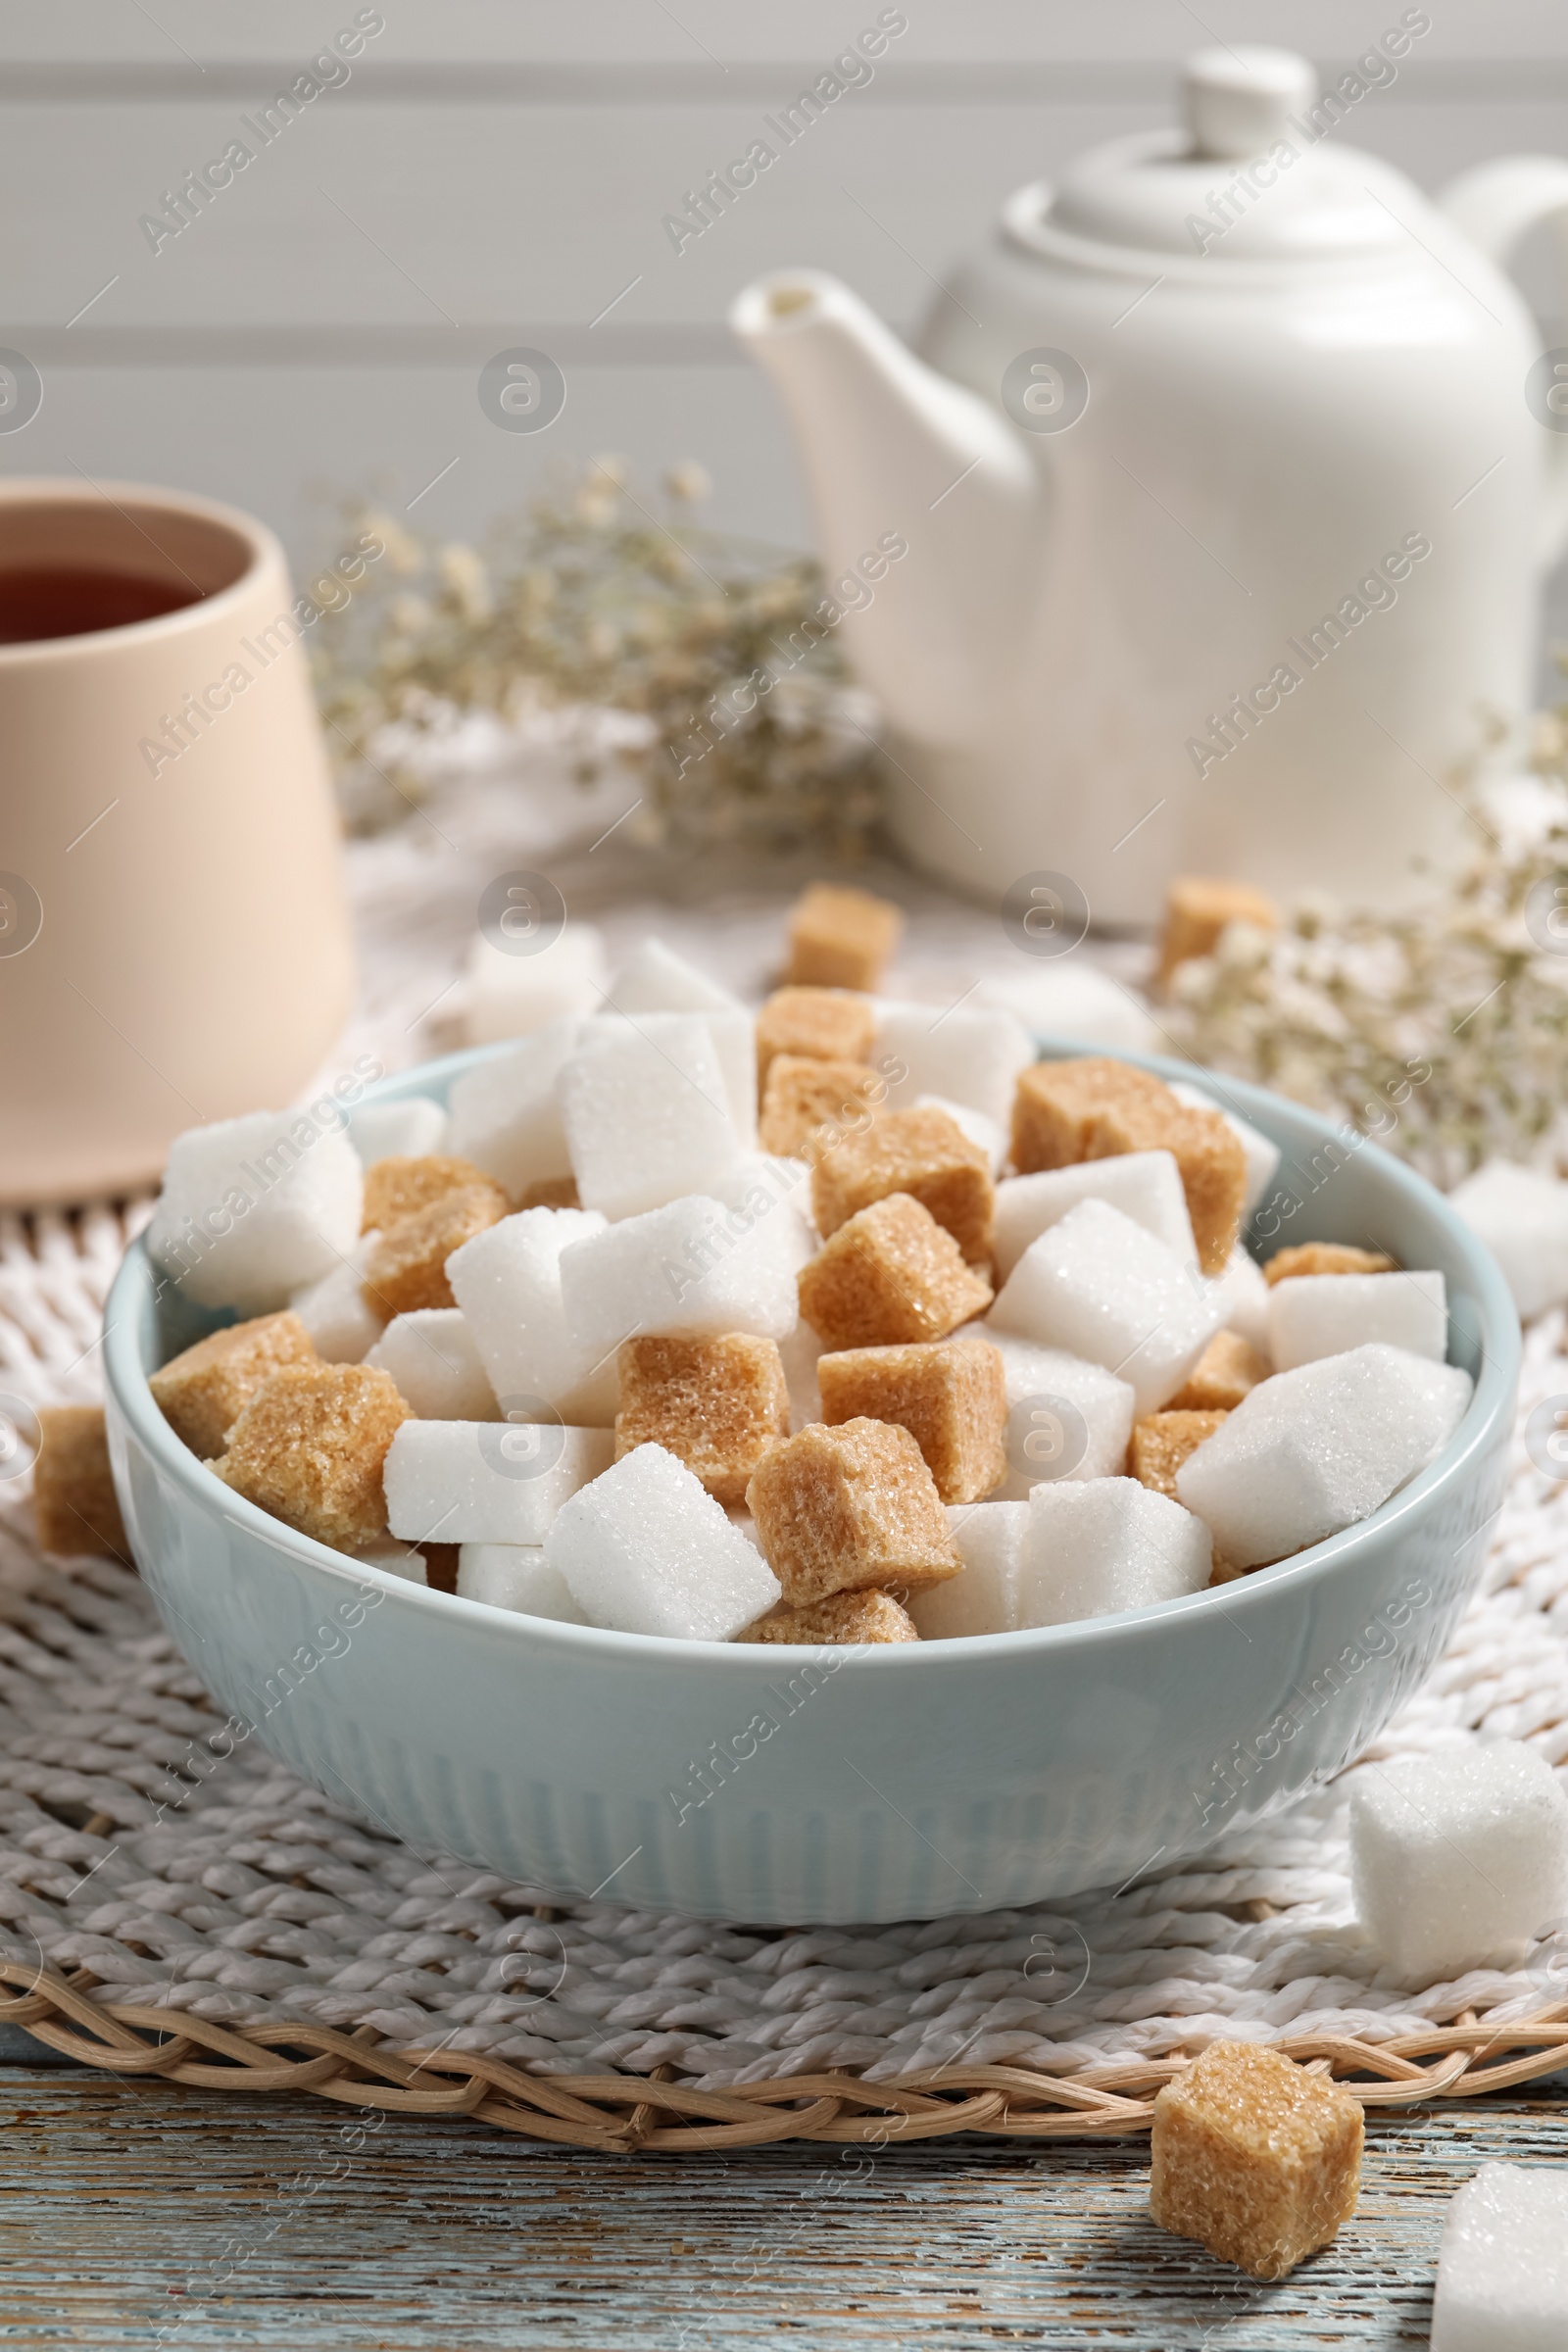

left=1, top=1963, right=1563, bottom=2152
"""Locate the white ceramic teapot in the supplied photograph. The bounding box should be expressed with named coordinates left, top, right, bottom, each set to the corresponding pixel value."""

left=732, top=45, right=1568, bottom=923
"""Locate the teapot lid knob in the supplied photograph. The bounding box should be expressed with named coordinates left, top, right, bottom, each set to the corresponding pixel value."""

left=1183, top=45, right=1316, bottom=159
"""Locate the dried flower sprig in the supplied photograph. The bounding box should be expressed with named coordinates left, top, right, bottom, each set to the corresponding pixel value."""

left=312, top=459, right=884, bottom=854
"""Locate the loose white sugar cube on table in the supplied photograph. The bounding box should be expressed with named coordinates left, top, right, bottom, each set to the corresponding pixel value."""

left=708, top=1154, right=818, bottom=1281
left=446, top=1021, right=582, bottom=1197
left=558, top=1193, right=799, bottom=1364
left=457, top=1543, right=588, bottom=1624
left=348, top=1097, right=449, bottom=1164
left=447, top=1206, right=616, bottom=1425
left=365, top=1308, right=499, bottom=1420
left=1268, top=1269, right=1447, bottom=1371
left=993, top=1152, right=1198, bottom=1279
left=1016, top=1478, right=1211, bottom=1628
left=1432, top=2162, right=1568, bottom=2352
left=146, top=1108, right=364, bottom=1312
left=1176, top=1342, right=1473, bottom=1569
left=1209, top=1243, right=1272, bottom=1361
left=874, top=1001, right=1036, bottom=1127
left=290, top=1235, right=386, bottom=1364
left=777, top=1318, right=825, bottom=1432
left=604, top=938, right=758, bottom=1147
left=1448, top=1158, right=1568, bottom=1319
left=383, top=1420, right=613, bottom=1546
left=989, top=1198, right=1222, bottom=1416
left=915, top=1094, right=1007, bottom=1176
left=1167, top=1078, right=1281, bottom=1215
left=909, top=1501, right=1028, bottom=1638
left=978, top=964, right=1160, bottom=1057
left=1349, top=1740, right=1568, bottom=1984
left=560, top=1011, right=742, bottom=1220
left=957, top=1326, right=1135, bottom=1493
left=546, top=1443, right=781, bottom=1641
left=465, top=920, right=606, bottom=1045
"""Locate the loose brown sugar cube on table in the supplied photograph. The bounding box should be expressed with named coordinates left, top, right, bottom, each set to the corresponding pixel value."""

left=149, top=1308, right=318, bottom=1459
left=1157, top=876, right=1279, bottom=988
left=362, top=1184, right=508, bottom=1316
left=514, top=1174, right=580, bottom=1212
left=1150, top=2039, right=1363, bottom=2279
left=760, top=1055, right=886, bottom=1162
left=813, top=1104, right=994, bottom=1265
left=797, top=1194, right=993, bottom=1350
left=1010, top=1056, right=1171, bottom=1175
left=1130, top=1409, right=1229, bottom=1501
left=784, top=883, right=903, bottom=994
left=361, top=1154, right=508, bottom=1236
left=739, top=1589, right=919, bottom=1644
left=615, top=1335, right=790, bottom=1505
left=212, top=1363, right=412, bottom=1552
left=1263, top=1241, right=1397, bottom=1285
left=1085, top=1094, right=1247, bottom=1275
left=818, top=1339, right=1006, bottom=1504
left=745, top=1416, right=962, bottom=1605
left=756, top=986, right=876, bottom=1089
left=1167, top=1331, right=1269, bottom=1412
left=31, top=1404, right=130, bottom=1560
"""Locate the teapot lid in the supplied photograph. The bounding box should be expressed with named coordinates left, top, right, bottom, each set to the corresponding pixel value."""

left=1014, top=47, right=1425, bottom=265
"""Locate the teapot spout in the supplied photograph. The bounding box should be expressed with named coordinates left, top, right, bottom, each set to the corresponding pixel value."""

left=729, top=270, right=1038, bottom=745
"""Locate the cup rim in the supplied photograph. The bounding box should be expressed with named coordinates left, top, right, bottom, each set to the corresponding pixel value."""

left=0, top=475, right=281, bottom=664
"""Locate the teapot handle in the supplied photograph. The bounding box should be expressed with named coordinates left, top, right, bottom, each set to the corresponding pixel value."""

left=1441, top=156, right=1568, bottom=566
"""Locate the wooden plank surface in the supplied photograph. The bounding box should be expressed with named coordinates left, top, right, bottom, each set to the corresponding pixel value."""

left=4, top=2064, right=1566, bottom=2347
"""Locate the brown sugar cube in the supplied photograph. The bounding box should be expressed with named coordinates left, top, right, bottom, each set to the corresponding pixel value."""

left=813, top=1104, right=994, bottom=1265
left=1208, top=1553, right=1250, bottom=1586
left=1130, top=1410, right=1229, bottom=1501
left=31, top=1405, right=129, bottom=1560
left=1150, top=2039, right=1362, bottom=2279
left=361, top=1154, right=508, bottom=1236
left=149, top=1309, right=319, bottom=1459
left=1157, top=876, right=1278, bottom=988
left=756, top=986, right=876, bottom=1088
left=362, top=1184, right=507, bottom=1317
left=1167, top=1331, right=1269, bottom=1413
left=1010, top=1055, right=1170, bottom=1175
left=797, top=1195, right=993, bottom=1350
left=745, top=1417, right=962, bottom=1605
left=420, top=1542, right=460, bottom=1594
left=514, top=1174, right=580, bottom=1212
left=1263, top=1242, right=1397, bottom=1286
left=784, top=882, right=903, bottom=993
left=739, top=1589, right=919, bottom=1645
left=615, top=1335, right=790, bottom=1505
left=759, top=1054, right=885, bottom=1163
left=211, top=1363, right=412, bottom=1552
left=1085, top=1096, right=1246, bottom=1275
left=818, top=1339, right=1006, bottom=1504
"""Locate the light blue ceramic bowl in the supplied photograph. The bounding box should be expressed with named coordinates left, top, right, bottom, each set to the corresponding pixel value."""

left=102, top=1043, right=1520, bottom=1926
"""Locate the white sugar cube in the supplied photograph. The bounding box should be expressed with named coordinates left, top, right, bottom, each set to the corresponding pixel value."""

left=960, top=1328, right=1136, bottom=1494
left=348, top=1097, right=449, bottom=1164
left=605, top=938, right=757, bottom=1146
left=916, top=1094, right=1006, bottom=1175
left=1176, top=1342, right=1473, bottom=1569
left=1350, top=1742, right=1568, bottom=1984
left=456, top=1543, right=588, bottom=1624
left=1432, top=2163, right=1568, bottom=2352
left=989, top=1199, right=1222, bottom=1415
left=465, top=920, right=606, bottom=1045
left=559, top=1193, right=799, bottom=1362
left=147, top=1108, right=364, bottom=1312
left=709, top=1154, right=817, bottom=1281
left=383, top=1419, right=613, bottom=1546
left=546, top=1443, right=781, bottom=1641
left=353, top=1538, right=428, bottom=1585
left=1209, top=1243, right=1272, bottom=1361
left=1168, top=1078, right=1281, bottom=1215
left=778, top=1319, right=825, bottom=1431
left=365, top=1309, right=499, bottom=1420
left=1016, top=1477, right=1211, bottom=1628
left=1268, top=1270, right=1447, bottom=1371
left=993, top=1152, right=1197, bottom=1278
left=447, top=1206, right=617, bottom=1425
left=978, top=963, right=1159, bottom=1056
left=874, top=1001, right=1036, bottom=1126
left=446, top=1022, right=581, bottom=1197
left=909, top=1502, right=1028, bottom=1638
left=560, top=1012, right=741, bottom=1219
left=289, top=1235, right=386, bottom=1364
left=1449, top=1159, right=1568, bottom=1319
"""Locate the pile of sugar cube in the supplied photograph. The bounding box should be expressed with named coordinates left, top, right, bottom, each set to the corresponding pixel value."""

left=144, top=877, right=1473, bottom=1650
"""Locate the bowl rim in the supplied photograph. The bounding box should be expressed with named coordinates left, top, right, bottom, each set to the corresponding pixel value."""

left=104, top=1035, right=1522, bottom=1674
